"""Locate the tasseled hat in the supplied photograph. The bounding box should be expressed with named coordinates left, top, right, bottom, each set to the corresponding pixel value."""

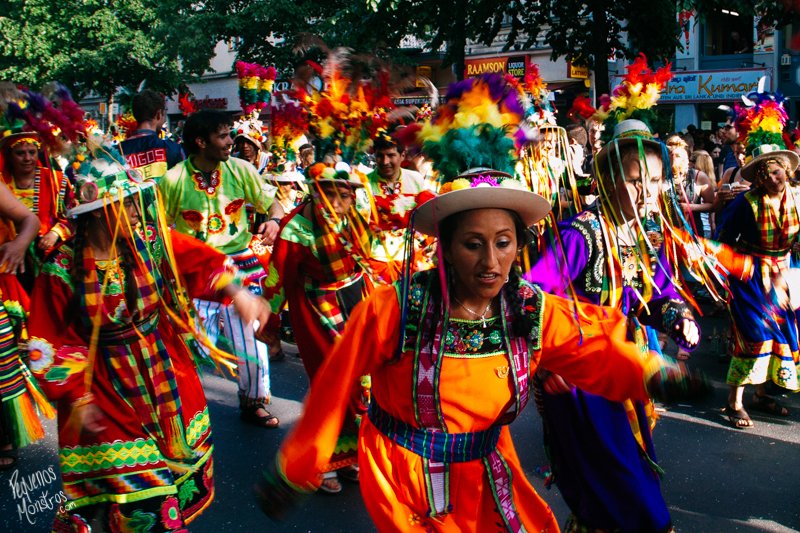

left=68, top=132, right=154, bottom=217
left=734, top=80, right=799, bottom=181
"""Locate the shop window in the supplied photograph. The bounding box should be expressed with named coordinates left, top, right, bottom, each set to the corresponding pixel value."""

left=703, top=10, right=753, bottom=55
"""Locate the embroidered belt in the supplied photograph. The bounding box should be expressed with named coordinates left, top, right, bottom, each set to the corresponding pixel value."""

left=368, top=401, right=501, bottom=463
left=737, top=242, right=791, bottom=259
left=98, top=312, right=159, bottom=345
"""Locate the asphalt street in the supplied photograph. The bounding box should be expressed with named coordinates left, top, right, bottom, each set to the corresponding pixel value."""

left=2, top=306, right=799, bottom=532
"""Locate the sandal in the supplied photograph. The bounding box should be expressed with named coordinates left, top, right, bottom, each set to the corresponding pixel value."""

left=318, top=472, right=342, bottom=494
left=338, top=464, right=359, bottom=483
left=724, top=404, right=754, bottom=429
left=240, top=403, right=280, bottom=428
left=268, top=349, right=285, bottom=363
left=751, top=395, right=790, bottom=417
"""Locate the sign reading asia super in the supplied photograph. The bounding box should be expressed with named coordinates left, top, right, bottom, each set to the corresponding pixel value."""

left=657, top=69, right=769, bottom=103
left=465, top=56, right=527, bottom=79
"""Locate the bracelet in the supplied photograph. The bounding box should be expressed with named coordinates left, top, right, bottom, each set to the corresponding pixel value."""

left=269, top=217, right=282, bottom=225
left=71, top=392, right=94, bottom=409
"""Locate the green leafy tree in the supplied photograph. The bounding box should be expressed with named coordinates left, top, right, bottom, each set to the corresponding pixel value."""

left=688, top=0, right=799, bottom=26
left=515, top=0, right=680, bottom=98
left=0, top=0, right=225, bottom=98
left=226, top=0, right=522, bottom=81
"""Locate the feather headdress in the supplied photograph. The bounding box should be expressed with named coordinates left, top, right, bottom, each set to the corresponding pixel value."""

left=417, top=73, right=526, bottom=180
left=734, top=81, right=789, bottom=155
left=733, top=79, right=799, bottom=181
left=1, top=83, right=86, bottom=153
left=235, top=61, right=277, bottom=116
left=594, top=54, right=672, bottom=143
left=293, top=48, right=396, bottom=164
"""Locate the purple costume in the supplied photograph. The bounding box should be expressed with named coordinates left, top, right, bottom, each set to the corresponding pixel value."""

left=525, top=209, right=695, bottom=533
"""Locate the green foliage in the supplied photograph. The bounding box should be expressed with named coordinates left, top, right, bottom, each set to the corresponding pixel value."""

left=686, top=0, right=798, bottom=26
left=0, top=0, right=225, bottom=98
left=224, top=0, right=521, bottom=80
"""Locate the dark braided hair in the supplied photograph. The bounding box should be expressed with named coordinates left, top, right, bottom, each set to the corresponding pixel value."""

left=69, top=216, right=90, bottom=314
left=70, top=211, right=140, bottom=318
left=437, top=209, right=537, bottom=341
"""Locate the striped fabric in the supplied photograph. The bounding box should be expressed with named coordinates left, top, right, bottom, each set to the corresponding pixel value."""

left=368, top=401, right=501, bottom=463
left=0, top=307, right=26, bottom=403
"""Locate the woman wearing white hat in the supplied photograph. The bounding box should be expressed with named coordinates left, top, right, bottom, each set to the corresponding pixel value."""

left=27, top=141, right=270, bottom=531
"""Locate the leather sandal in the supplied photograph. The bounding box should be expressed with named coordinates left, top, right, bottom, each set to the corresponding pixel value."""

left=724, top=404, right=754, bottom=429
left=240, top=403, right=280, bottom=428
left=751, top=394, right=790, bottom=417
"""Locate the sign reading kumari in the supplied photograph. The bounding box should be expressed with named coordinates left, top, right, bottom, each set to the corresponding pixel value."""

left=657, top=69, right=769, bottom=103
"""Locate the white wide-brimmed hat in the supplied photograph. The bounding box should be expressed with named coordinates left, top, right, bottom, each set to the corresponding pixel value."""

left=413, top=168, right=551, bottom=236
left=740, top=143, right=800, bottom=181
left=68, top=159, right=154, bottom=217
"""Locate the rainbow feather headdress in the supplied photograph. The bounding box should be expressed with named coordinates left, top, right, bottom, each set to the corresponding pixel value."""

left=417, top=74, right=527, bottom=180
left=235, top=61, right=277, bottom=116
left=269, top=100, right=309, bottom=162
left=593, top=54, right=673, bottom=144
left=1, top=82, right=85, bottom=154
left=733, top=80, right=799, bottom=180
left=293, top=49, right=395, bottom=164
left=412, top=74, right=550, bottom=235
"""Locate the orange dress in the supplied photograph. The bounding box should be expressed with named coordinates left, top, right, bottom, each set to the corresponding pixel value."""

left=275, top=272, right=654, bottom=532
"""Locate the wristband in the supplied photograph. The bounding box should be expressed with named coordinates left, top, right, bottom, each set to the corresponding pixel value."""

left=269, top=217, right=282, bottom=225
left=71, top=392, right=95, bottom=409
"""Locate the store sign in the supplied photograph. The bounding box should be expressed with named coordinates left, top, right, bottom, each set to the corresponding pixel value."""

left=273, top=79, right=292, bottom=92
left=393, top=96, right=434, bottom=106
left=615, top=70, right=768, bottom=103
left=464, top=56, right=527, bottom=79
left=195, top=97, right=228, bottom=110
left=416, top=65, right=433, bottom=87
left=465, top=57, right=507, bottom=77
left=567, top=62, right=589, bottom=79
left=507, top=56, right=526, bottom=79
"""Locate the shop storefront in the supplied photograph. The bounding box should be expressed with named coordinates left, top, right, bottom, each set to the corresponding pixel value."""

left=662, top=68, right=769, bottom=132
left=463, top=54, right=589, bottom=124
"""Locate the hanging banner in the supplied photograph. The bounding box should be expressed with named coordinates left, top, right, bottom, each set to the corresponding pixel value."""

left=677, top=8, right=697, bottom=59
left=754, top=15, right=775, bottom=54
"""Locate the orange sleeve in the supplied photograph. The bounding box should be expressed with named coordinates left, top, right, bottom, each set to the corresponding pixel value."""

left=538, top=293, right=652, bottom=403
left=277, top=283, right=400, bottom=491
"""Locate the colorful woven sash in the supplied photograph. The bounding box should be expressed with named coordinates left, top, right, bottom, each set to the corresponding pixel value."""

left=97, top=311, right=159, bottom=345
left=368, top=401, right=501, bottom=463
